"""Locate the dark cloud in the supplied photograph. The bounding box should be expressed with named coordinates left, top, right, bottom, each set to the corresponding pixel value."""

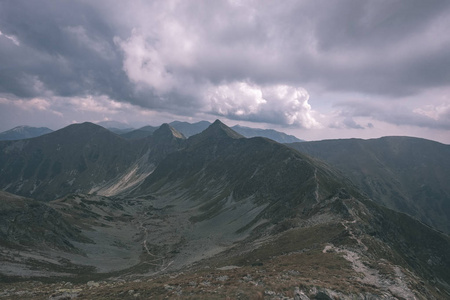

left=0, top=0, right=137, bottom=102
left=311, top=0, right=449, bottom=50
left=0, top=0, right=449, bottom=133
left=179, top=0, right=450, bottom=97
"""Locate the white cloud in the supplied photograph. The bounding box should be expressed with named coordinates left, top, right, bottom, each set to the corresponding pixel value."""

left=0, top=94, right=154, bottom=120
left=206, top=82, right=320, bottom=128
left=0, top=29, right=20, bottom=46
left=0, top=96, right=62, bottom=117
left=114, top=30, right=176, bottom=94
left=114, top=14, right=198, bottom=96
left=262, top=85, right=319, bottom=128
left=413, top=103, right=450, bottom=121
left=207, top=82, right=265, bottom=116
left=1, top=97, right=49, bottom=111
left=66, top=95, right=127, bottom=114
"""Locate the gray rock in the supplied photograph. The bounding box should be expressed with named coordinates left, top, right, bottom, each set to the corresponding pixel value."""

left=86, top=281, right=99, bottom=288
left=294, top=287, right=310, bottom=300
left=216, top=275, right=229, bottom=282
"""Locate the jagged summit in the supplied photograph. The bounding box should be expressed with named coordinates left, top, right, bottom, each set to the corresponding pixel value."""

left=192, top=119, right=244, bottom=141
left=153, top=123, right=185, bottom=140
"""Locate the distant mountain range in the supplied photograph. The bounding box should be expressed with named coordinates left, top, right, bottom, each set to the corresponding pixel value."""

left=115, top=120, right=303, bottom=143
left=0, top=125, right=53, bottom=141
left=0, top=121, right=303, bottom=143
left=1, top=121, right=450, bottom=298
left=231, top=124, right=302, bottom=143
left=96, top=120, right=134, bottom=131
left=169, top=120, right=303, bottom=143
left=119, top=125, right=158, bottom=139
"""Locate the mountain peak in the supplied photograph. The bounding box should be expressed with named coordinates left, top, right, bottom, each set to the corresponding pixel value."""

left=63, top=122, right=109, bottom=133
left=212, top=119, right=224, bottom=125
left=200, top=120, right=244, bottom=140
left=43, top=122, right=120, bottom=142
left=153, top=123, right=185, bottom=140
left=11, top=125, right=31, bottom=131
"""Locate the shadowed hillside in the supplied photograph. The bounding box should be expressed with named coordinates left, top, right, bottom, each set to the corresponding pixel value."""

left=288, top=137, right=450, bottom=233
left=0, top=122, right=185, bottom=200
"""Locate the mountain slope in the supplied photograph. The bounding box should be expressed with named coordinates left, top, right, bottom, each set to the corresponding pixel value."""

left=128, top=121, right=450, bottom=297
left=84, top=123, right=185, bottom=197
left=0, top=191, right=88, bottom=252
left=288, top=136, right=450, bottom=233
left=138, top=119, right=350, bottom=225
left=0, top=126, right=53, bottom=141
left=0, top=122, right=144, bottom=200
left=0, top=122, right=187, bottom=200
left=0, top=191, right=150, bottom=279
left=1, top=122, right=450, bottom=298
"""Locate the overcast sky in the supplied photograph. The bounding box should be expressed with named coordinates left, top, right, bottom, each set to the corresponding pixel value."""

left=1, top=0, right=449, bottom=143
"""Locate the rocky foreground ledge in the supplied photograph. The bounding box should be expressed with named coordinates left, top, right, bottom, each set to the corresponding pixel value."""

left=0, top=248, right=419, bottom=300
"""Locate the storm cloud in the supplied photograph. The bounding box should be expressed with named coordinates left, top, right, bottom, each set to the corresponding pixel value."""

left=0, top=0, right=449, bottom=141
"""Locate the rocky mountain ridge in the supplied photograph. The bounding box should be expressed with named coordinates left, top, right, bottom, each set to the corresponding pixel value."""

left=0, top=120, right=303, bottom=143
left=0, top=121, right=449, bottom=298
